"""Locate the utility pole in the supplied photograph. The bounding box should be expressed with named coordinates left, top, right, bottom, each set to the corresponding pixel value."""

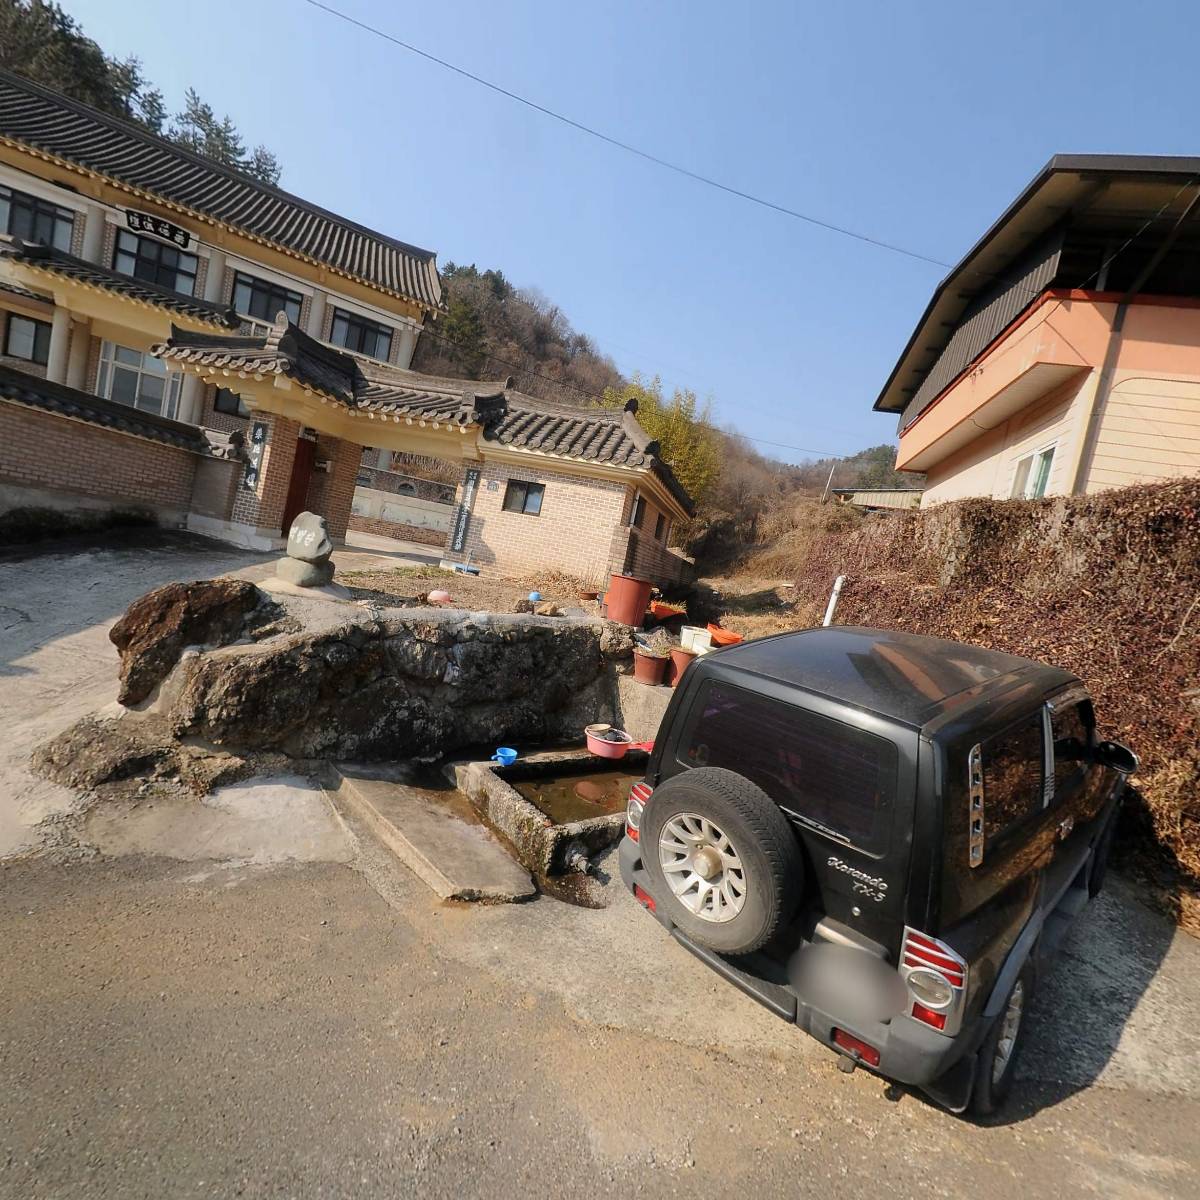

left=820, top=462, right=837, bottom=504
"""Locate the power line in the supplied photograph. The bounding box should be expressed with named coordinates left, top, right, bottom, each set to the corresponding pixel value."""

left=300, top=0, right=950, bottom=270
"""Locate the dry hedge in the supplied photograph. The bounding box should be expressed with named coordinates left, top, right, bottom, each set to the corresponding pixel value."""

left=785, top=478, right=1200, bottom=889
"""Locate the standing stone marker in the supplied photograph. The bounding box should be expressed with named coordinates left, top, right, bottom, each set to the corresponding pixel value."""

left=276, top=512, right=336, bottom=587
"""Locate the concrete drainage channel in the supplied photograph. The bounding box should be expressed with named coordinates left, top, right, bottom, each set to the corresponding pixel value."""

left=333, top=749, right=647, bottom=905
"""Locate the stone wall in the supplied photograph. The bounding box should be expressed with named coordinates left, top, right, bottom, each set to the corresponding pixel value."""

left=157, top=602, right=627, bottom=761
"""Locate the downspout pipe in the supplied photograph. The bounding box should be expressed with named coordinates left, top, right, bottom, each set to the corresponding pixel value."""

left=1071, top=184, right=1200, bottom=493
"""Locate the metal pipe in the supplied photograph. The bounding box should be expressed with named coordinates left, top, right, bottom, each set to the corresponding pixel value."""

left=823, top=575, right=846, bottom=627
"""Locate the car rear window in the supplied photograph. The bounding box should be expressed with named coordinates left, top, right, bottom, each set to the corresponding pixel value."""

left=676, top=681, right=897, bottom=854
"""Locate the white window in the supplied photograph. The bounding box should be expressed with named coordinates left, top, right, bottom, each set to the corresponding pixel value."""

left=96, top=341, right=183, bottom=420
left=1012, top=445, right=1055, bottom=499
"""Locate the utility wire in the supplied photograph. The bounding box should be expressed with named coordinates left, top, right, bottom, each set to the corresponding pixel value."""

left=300, top=0, right=950, bottom=270
left=301, top=1, right=1198, bottom=455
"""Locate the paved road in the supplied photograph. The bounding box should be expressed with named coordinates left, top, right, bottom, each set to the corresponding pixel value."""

left=1, top=534, right=1198, bottom=1199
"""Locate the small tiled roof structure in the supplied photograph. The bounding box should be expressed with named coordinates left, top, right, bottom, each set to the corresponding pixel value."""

left=0, top=69, right=442, bottom=311
left=0, top=236, right=240, bottom=328
left=0, top=361, right=216, bottom=453
left=153, top=316, right=695, bottom=513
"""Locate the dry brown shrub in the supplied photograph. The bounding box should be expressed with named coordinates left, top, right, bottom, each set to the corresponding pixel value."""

left=726, top=478, right=1200, bottom=907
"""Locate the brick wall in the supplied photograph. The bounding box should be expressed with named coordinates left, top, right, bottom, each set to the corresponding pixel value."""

left=0, top=399, right=196, bottom=515
left=446, top=460, right=630, bottom=585
left=348, top=514, right=444, bottom=546
left=230, top=412, right=300, bottom=533
left=304, top=432, right=361, bottom=541
left=624, top=492, right=692, bottom=584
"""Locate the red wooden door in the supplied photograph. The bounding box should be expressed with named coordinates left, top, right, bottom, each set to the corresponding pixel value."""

left=280, top=436, right=317, bottom=535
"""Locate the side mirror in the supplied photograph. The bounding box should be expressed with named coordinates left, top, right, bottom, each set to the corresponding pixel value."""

left=1095, top=740, right=1139, bottom=775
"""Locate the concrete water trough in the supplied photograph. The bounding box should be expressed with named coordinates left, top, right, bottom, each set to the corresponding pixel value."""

left=449, top=749, right=648, bottom=876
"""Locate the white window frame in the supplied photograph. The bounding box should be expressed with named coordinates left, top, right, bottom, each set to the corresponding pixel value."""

left=1011, top=443, right=1056, bottom=500
left=96, top=341, right=183, bottom=420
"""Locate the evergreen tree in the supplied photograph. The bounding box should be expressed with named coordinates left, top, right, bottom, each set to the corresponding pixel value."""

left=0, top=1, right=282, bottom=184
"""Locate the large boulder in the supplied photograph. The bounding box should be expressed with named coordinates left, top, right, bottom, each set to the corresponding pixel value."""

left=164, top=608, right=621, bottom=760
left=109, top=579, right=264, bottom=705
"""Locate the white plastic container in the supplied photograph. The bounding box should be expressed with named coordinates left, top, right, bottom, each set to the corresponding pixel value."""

left=681, top=625, right=713, bottom=653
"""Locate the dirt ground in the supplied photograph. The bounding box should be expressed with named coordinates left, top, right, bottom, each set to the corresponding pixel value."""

left=341, top=563, right=600, bottom=616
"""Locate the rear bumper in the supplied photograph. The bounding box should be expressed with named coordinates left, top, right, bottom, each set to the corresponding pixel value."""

left=618, top=834, right=979, bottom=1105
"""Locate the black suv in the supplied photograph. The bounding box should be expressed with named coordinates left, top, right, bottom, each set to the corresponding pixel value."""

left=618, top=626, right=1136, bottom=1114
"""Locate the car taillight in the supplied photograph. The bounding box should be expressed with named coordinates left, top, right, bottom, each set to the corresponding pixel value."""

left=899, top=927, right=967, bottom=1035
left=833, top=1028, right=880, bottom=1067
left=911, top=1002, right=947, bottom=1031
left=626, top=781, right=652, bottom=843
left=633, top=884, right=656, bottom=912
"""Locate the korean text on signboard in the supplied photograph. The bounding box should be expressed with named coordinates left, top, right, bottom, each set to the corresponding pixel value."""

left=450, top=468, right=481, bottom=552
left=125, top=209, right=192, bottom=250
left=242, top=421, right=267, bottom=491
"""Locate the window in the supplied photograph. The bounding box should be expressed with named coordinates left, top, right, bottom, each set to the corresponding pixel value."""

left=654, top=512, right=666, bottom=541
left=502, top=479, right=544, bottom=515
left=213, top=387, right=250, bottom=417
left=113, top=229, right=198, bottom=295
left=678, top=682, right=896, bottom=854
left=3, top=313, right=51, bottom=365
left=232, top=271, right=303, bottom=324
left=1012, top=446, right=1055, bottom=499
left=0, top=185, right=73, bottom=251
left=1050, top=700, right=1093, bottom=796
left=630, top=493, right=646, bottom=528
left=980, top=712, right=1044, bottom=843
left=330, top=307, right=393, bottom=360
left=96, top=341, right=183, bottom=419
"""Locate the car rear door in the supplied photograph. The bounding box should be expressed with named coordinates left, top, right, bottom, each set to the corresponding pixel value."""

left=1042, top=689, right=1106, bottom=904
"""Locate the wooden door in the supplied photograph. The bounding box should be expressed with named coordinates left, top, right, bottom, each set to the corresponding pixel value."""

left=281, top=436, right=317, bottom=535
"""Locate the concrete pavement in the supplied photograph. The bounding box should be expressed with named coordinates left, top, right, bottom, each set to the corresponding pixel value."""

left=1, top=533, right=1198, bottom=1198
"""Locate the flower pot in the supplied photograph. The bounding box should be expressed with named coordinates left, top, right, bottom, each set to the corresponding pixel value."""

left=579, top=589, right=600, bottom=602
left=667, top=646, right=697, bottom=687
left=632, top=648, right=668, bottom=686
left=607, top=573, right=653, bottom=627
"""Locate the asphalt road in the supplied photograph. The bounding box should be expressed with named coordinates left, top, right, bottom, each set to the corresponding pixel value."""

left=2, top=532, right=1198, bottom=1198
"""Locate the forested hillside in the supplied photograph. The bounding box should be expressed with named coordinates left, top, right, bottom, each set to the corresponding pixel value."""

left=409, top=263, right=916, bottom=562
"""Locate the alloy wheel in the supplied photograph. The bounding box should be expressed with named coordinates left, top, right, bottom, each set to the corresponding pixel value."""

left=657, top=812, right=747, bottom=923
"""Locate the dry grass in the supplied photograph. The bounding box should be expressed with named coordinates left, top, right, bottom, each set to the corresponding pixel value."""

left=339, top=563, right=596, bottom=615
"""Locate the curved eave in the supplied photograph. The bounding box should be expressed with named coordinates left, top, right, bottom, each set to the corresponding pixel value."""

left=15, top=260, right=237, bottom=331
left=0, top=135, right=445, bottom=315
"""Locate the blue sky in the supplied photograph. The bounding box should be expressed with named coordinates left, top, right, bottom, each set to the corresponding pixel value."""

left=67, top=0, right=1200, bottom=463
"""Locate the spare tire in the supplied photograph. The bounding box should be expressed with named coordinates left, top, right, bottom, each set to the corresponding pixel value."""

left=641, top=767, right=804, bottom=955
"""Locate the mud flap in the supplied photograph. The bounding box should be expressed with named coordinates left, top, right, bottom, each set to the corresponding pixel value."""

left=920, top=1047, right=977, bottom=1114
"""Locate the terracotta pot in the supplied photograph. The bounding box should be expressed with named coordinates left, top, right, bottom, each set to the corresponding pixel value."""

left=579, top=590, right=600, bottom=602
left=632, top=648, right=668, bottom=686
left=667, top=646, right=698, bottom=687
left=607, top=573, right=653, bottom=627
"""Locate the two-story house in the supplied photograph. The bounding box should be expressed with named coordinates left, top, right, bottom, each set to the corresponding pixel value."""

left=0, top=70, right=692, bottom=585
left=875, top=155, right=1200, bottom=506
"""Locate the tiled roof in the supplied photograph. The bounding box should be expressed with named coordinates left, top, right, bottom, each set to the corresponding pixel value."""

left=0, top=69, right=442, bottom=311
left=152, top=317, right=695, bottom=512
left=0, top=361, right=211, bottom=452
left=0, top=236, right=240, bottom=328
left=486, top=395, right=655, bottom=465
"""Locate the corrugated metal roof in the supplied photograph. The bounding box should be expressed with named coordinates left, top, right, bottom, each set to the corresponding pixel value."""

left=876, top=155, right=1200, bottom=416
left=896, top=231, right=1063, bottom=432
left=0, top=69, right=443, bottom=311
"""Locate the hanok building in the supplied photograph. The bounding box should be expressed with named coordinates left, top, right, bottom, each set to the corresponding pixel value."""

left=0, top=70, right=692, bottom=585
left=876, top=155, right=1200, bottom=505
